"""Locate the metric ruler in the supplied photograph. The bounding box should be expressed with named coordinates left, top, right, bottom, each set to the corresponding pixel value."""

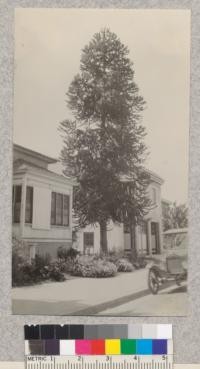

left=25, top=355, right=173, bottom=369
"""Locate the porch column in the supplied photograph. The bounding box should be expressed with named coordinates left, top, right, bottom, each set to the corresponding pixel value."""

left=130, top=223, right=137, bottom=259
left=135, top=225, right=140, bottom=255
left=20, top=175, right=27, bottom=238
left=147, top=219, right=152, bottom=255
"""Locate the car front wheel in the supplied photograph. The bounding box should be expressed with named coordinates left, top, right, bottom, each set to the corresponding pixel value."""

left=148, top=269, right=159, bottom=295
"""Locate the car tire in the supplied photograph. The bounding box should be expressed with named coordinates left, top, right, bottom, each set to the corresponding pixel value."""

left=148, top=269, right=159, bottom=295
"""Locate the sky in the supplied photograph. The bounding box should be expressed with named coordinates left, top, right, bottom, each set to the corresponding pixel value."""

left=14, top=9, right=190, bottom=204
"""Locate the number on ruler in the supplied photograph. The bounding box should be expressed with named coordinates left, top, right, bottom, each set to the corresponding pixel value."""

left=26, top=356, right=173, bottom=369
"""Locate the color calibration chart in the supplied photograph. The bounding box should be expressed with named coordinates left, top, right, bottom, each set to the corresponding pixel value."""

left=24, top=324, right=173, bottom=369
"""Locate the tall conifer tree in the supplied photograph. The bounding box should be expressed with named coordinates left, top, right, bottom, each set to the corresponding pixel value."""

left=60, top=29, right=151, bottom=255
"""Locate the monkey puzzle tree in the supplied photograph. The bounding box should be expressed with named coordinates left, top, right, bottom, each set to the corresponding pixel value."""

left=60, top=29, right=151, bottom=255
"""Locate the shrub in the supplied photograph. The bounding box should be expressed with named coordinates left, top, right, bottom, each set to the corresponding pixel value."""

left=33, top=254, right=51, bottom=279
left=46, top=262, right=66, bottom=281
left=12, top=238, right=65, bottom=286
left=57, top=247, right=80, bottom=274
left=132, top=256, right=147, bottom=269
left=103, top=252, right=134, bottom=273
left=56, top=259, right=75, bottom=274
left=71, top=256, right=117, bottom=278
left=12, top=237, right=30, bottom=286
left=57, top=246, right=80, bottom=261
left=116, top=258, right=134, bottom=272
left=105, top=251, right=125, bottom=264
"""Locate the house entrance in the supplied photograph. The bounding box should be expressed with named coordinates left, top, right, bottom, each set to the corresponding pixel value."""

left=151, top=222, right=160, bottom=254
left=123, top=222, right=148, bottom=255
left=138, top=222, right=148, bottom=255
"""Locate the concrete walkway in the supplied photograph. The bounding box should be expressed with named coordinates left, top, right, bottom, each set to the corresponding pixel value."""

left=12, top=269, right=150, bottom=315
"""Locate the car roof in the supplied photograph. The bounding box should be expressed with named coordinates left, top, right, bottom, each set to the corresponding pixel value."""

left=163, top=228, right=188, bottom=235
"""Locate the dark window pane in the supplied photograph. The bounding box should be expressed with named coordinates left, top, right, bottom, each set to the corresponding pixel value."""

left=63, top=195, right=69, bottom=226
left=51, top=192, right=70, bottom=226
left=13, top=185, right=22, bottom=223
left=141, top=221, right=147, bottom=234
left=151, top=222, right=157, bottom=235
left=124, top=223, right=130, bottom=234
left=84, top=232, right=94, bottom=247
left=25, top=186, right=33, bottom=223
left=56, top=193, right=62, bottom=225
left=15, top=186, right=21, bottom=201
left=51, top=192, right=56, bottom=225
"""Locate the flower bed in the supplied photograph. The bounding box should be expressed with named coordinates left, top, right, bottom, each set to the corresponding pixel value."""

left=71, top=256, right=117, bottom=278
left=115, top=258, right=134, bottom=272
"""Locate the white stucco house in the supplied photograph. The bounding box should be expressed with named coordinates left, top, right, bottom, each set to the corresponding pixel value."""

left=76, top=170, right=164, bottom=256
left=13, top=144, right=73, bottom=259
left=13, top=144, right=164, bottom=259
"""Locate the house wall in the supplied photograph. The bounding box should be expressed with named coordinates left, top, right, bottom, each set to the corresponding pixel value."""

left=29, top=241, right=72, bottom=259
left=13, top=171, right=73, bottom=258
left=76, top=221, right=124, bottom=254
left=146, top=181, right=163, bottom=253
left=75, top=224, right=100, bottom=254
left=77, top=180, right=163, bottom=255
left=24, top=173, right=72, bottom=239
left=146, top=181, right=162, bottom=221
left=107, top=222, right=124, bottom=252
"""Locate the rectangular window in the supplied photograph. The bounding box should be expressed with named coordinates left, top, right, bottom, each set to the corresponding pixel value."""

left=151, top=222, right=159, bottom=254
left=124, top=223, right=130, bottom=234
left=51, top=192, right=56, bottom=225
left=151, top=222, right=157, bottom=235
left=84, top=232, right=94, bottom=255
left=63, top=195, right=70, bottom=226
left=51, top=192, right=70, bottom=227
left=12, top=185, right=22, bottom=223
left=141, top=221, right=147, bottom=234
left=84, top=232, right=94, bottom=247
left=56, top=193, right=63, bottom=225
left=25, top=186, right=33, bottom=223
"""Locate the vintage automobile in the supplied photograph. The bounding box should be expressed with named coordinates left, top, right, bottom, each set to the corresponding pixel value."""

left=148, top=228, right=188, bottom=294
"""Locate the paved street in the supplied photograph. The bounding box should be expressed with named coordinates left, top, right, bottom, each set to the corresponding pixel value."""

left=98, top=283, right=187, bottom=316
left=12, top=268, right=187, bottom=316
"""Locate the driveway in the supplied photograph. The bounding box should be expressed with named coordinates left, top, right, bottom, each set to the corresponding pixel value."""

left=12, top=268, right=187, bottom=315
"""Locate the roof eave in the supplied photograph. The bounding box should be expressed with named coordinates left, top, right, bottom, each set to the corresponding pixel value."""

left=14, top=144, right=58, bottom=164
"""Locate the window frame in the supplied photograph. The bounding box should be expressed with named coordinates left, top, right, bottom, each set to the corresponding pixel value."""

left=51, top=191, right=70, bottom=227
left=25, top=186, right=33, bottom=224
left=123, top=223, right=130, bottom=234
left=12, top=185, right=22, bottom=224
left=83, top=232, right=94, bottom=248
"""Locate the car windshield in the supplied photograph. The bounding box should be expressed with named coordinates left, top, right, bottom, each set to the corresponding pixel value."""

left=163, top=232, right=188, bottom=250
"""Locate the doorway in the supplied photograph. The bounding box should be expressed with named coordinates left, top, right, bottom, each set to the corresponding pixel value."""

left=151, top=222, right=160, bottom=254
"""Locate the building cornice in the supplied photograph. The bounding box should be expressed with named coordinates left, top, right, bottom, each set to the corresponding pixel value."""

left=14, top=143, right=58, bottom=165
left=14, top=165, right=75, bottom=187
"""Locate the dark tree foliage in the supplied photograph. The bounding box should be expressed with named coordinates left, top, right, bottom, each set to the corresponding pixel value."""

left=162, top=202, right=188, bottom=231
left=60, top=29, right=151, bottom=254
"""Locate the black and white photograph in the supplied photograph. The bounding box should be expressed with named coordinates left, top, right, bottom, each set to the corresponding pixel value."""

left=12, top=8, right=190, bottom=316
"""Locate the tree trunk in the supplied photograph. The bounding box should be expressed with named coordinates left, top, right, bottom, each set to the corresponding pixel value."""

left=130, top=222, right=137, bottom=261
left=100, top=221, right=108, bottom=254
